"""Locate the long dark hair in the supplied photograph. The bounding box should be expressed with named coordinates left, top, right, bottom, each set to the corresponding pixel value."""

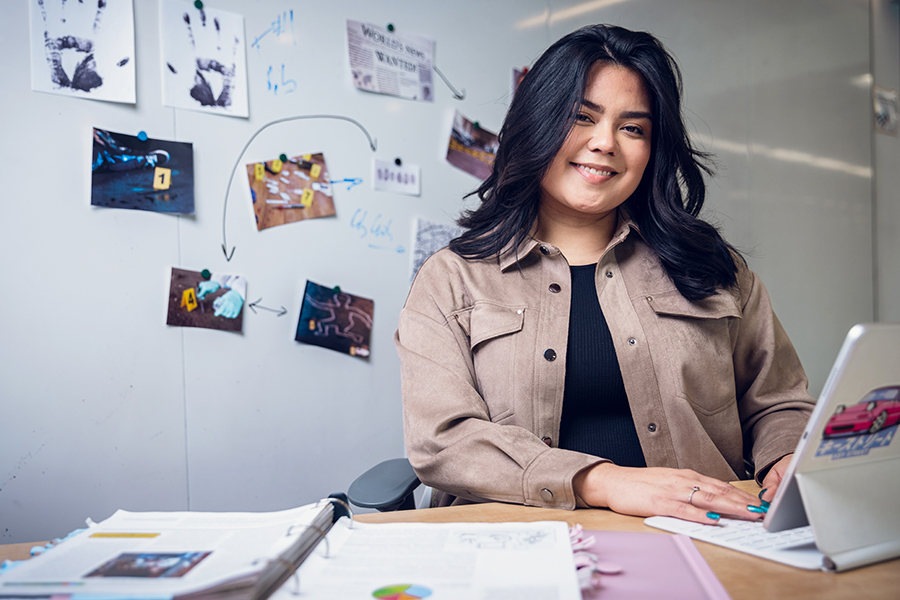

left=449, top=24, right=741, bottom=301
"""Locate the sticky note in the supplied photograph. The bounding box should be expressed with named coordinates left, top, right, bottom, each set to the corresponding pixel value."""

left=153, top=167, right=172, bottom=190
left=181, top=288, right=198, bottom=312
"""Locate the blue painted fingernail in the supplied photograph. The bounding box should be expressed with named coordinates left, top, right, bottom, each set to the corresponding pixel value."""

left=747, top=504, right=768, bottom=514
left=761, top=500, right=771, bottom=509
left=758, top=488, right=767, bottom=500
left=706, top=512, right=721, bottom=520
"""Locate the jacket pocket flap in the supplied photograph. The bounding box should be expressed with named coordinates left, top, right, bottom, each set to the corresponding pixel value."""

left=469, top=302, right=526, bottom=349
left=648, top=290, right=740, bottom=320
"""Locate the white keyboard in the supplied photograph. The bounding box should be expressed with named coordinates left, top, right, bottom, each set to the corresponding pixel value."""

left=645, top=516, right=824, bottom=570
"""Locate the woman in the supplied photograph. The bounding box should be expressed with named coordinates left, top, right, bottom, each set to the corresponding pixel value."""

left=395, top=25, right=815, bottom=523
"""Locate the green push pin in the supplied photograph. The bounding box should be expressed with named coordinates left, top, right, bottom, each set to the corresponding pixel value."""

left=279, top=153, right=288, bottom=162
left=386, top=23, right=394, bottom=32
left=201, top=269, right=211, bottom=280
left=194, top=1, right=203, bottom=9
left=332, top=286, right=341, bottom=294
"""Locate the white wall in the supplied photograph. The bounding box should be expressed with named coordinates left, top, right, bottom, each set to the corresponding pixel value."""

left=873, top=0, right=900, bottom=322
left=0, top=0, right=890, bottom=544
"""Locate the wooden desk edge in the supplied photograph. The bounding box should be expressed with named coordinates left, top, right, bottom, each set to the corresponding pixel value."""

left=355, top=480, right=900, bottom=600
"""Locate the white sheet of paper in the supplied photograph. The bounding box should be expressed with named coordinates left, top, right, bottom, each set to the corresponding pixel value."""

left=373, top=158, right=421, bottom=196
left=346, top=20, right=435, bottom=102
left=411, top=217, right=461, bottom=282
left=30, top=0, right=136, bottom=103
left=281, top=520, right=581, bottom=600
left=159, top=0, right=249, bottom=117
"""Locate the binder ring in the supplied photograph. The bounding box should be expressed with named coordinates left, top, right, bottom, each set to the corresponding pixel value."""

left=317, top=496, right=355, bottom=529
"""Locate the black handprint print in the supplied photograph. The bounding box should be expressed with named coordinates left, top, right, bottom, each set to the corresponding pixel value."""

left=166, top=9, right=240, bottom=108
left=37, top=0, right=128, bottom=93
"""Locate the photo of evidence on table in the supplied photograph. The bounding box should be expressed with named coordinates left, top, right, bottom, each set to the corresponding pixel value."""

left=246, top=153, right=335, bottom=231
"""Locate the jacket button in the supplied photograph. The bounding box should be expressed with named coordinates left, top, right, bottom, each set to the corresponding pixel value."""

left=628, top=337, right=637, bottom=346
left=648, top=423, right=657, bottom=432
left=540, top=488, right=554, bottom=502
left=541, top=436, right=552, bottom=446
left=543, top=349, right=557, bottom=361
left=548, top=283, right=561, bottom=293
left=605, top=271, right=613, bottom=278
left=540, top=246, right=550, bottom=255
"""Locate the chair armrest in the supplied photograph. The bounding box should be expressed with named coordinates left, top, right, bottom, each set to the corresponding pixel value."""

left=347, top=458, right=421, bottom=512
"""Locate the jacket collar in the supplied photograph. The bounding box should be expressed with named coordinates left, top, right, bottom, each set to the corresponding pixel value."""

left=498, top=208, right=641, bottom=272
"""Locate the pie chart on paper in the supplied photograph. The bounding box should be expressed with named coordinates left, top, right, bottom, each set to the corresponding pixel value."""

left=372, top=584, right=433, bottom=599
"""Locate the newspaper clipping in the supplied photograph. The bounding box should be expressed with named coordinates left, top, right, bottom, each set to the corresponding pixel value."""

left=346, top=20, right=435, bottom=102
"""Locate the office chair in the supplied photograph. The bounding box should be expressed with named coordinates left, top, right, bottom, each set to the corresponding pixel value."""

left=347, top=458, right=424, bottom=512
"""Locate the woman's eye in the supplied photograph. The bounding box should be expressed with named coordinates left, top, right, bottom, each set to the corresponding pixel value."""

left=623, top=125, right=645, bottom=135
left=575, top=113, right=593, bottom=123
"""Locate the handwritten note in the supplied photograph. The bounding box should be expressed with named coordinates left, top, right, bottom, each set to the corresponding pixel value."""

left=373, top=158, right=421, bottom=196
left=350, top=208, right=405, bottom=253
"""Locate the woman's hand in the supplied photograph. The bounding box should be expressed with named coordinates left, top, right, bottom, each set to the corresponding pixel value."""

left=573, top=463, right=768, bottom=524
left=759, top=454, right=793, bottom=503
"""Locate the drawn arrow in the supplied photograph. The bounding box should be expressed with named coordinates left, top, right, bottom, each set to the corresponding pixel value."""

left=433, top=64, right=465, bottom=100
left=330, top=177, right=364, bottom=191
left=221, top=115, right=378, bottom=262
left=247, top=298, right=288, bottom=317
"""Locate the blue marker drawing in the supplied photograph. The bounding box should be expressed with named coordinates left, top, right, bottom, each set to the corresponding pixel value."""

left=350, top=208, right=406, bottom=253
left=369, top=243, right=406, bottom=253
left=267, top=64, right=296, bottom=95
left=251, top=10, right=295, bottom=51
left=331, top=178, right=364, bottom=190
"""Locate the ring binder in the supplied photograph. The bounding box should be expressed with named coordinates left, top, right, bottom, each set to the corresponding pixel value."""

left=0, top=500, right=342, bottom=600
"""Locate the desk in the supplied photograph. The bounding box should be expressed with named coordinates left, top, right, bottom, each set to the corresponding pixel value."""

left=2, top=485, right=897, bottom=599
left=356, top=481, right=900, bottom=600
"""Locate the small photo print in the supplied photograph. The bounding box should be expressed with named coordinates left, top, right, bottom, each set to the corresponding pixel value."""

left=86, top=551, right=211, bottom=578
left=512, top=66, right=528, bottom=100
left=166, top=268, right=246, bottom=333
left=446, top=111, right=498, bottom=181
left=245, top=153, right=335, bottom=231
left=295, top=281, right=373, bottom=358
left=91, top=128, right=194, bottom=214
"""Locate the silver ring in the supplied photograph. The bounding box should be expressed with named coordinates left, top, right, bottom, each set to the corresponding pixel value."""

left=688, top=486, right=700, bottom=505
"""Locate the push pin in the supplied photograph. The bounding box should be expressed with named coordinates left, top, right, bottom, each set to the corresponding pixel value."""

left=137, top=131, right=148, bottom=142
left=332, top=286, right=341, bottom=294
left=386, top=23, right=395, bottom=32
left=394, top=158, right=402, bottom=166
left=279, top=153, right=288, bottom=162
left=473, top=121, right=481, bottom=130
left=194, top=0, right=203, bottom=9
left=201, top=269, right=211, bottom=280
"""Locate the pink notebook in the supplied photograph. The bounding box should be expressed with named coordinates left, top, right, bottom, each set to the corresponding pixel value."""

left=579, top=530, right=731, bottom=600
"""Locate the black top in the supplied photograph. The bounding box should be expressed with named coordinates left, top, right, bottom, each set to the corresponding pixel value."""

left=558, top=264, right=647, bottom=467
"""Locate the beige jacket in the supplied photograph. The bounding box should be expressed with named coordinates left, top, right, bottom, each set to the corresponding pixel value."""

left=395, top=215, right=815, bottom=510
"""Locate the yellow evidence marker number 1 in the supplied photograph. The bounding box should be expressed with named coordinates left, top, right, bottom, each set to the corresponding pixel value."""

left=254, top=163, right=265, bottom=181
left=153, top=167, right=172, bottom=190
left=181, top=288, right=198, bottom=312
